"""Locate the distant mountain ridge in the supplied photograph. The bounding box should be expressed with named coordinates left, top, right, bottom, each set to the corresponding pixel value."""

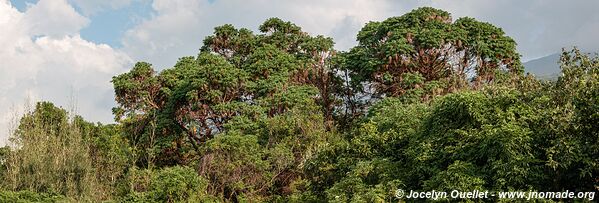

left=524, top=50, right=598, bottom=80
left=523, top=53, right=561, bottom=80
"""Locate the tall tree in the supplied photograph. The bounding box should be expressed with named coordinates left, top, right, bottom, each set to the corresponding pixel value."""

left=112, top=18, right=340, bottom=167
left=343, top=7, right=522, bottom=100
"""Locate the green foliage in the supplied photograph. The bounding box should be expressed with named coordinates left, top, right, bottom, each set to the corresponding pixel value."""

left=2, top=102, right=130, bottom=201
left=301, top=48, right=598, bottom=201
left=543, top=48, right=599, bottom=191
left=197, top=100, right=335, bottom=201
left=89, top=124, right=131, bottom=198
left=324, top=159, right=400, bottom=203
left=122, top=166, right=213, bottom=202
left=0, top=146, right=8, bottom=178
left=198, top=133, right=268, bottom=200
left=342, top=7, right=522, bottom=100
left=1, top=9, right=597, bottom=202
left=0, top=190, right=67, bottom=203
left=4, top=102, right=99, bottom=199
left=112, top=17, right=342, bottom=169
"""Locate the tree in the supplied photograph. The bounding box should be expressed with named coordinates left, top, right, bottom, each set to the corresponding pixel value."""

left=112, top=18, right=340, bottom=167
left=0, top=146, right=8, bottom=179
left=112, top=62, right=163, bottom=167
left=4, top=102, right=100, bottom=199
left=198, top=98, right=335, bottom=201
left=3, top=9, right=598, bottom=202
left=301, top=49, right=599, bottom=201
left=543, top=48, right=599, bottom=191
left=342, top=7, right=522, bottom=101
left=202, top=19, right=342, bottom=124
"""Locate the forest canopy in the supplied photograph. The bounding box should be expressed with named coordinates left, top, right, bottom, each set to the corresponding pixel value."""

left=1, top=7, right=597, bottom=202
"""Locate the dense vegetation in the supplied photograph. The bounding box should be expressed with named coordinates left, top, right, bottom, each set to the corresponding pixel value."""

left=1, top=7, right=597, bottom=202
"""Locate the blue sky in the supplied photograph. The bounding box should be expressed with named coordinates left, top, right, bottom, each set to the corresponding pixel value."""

left=78, top=2, right=153, bottom=48
left=2, top=0, right=599, bottom=145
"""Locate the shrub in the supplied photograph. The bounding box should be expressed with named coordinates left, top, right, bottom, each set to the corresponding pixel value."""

left=123, top=166, right=213, bottom=202
left=0, top=190, right=67, bottom=202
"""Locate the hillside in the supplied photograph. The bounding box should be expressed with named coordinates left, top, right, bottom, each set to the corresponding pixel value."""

left=523, top=53, right=561, bottom=80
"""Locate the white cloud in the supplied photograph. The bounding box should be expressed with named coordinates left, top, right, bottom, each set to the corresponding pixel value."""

left=0, top=0, right=132, bottom=146
left=24, top=0, right=89, bottom=37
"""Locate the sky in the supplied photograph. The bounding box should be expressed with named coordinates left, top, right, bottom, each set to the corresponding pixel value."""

left=1, top=0, right=599, bottom=145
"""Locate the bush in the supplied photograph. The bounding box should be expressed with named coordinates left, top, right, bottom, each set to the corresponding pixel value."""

left=123, top=166, right=213, bottom=202
left=0, top=190, right=67, bottom=202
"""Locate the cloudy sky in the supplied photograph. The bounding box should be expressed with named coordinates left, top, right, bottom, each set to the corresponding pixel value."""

left=1, top=0, right=598, bottom=145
